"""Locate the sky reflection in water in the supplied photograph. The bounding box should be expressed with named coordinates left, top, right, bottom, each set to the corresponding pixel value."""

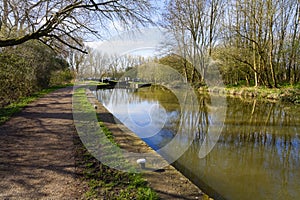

left=95, top=87, right=300, bottom=200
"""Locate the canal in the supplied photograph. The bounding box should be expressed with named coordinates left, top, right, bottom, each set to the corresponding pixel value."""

left=94, top=86, right=300, bottom=200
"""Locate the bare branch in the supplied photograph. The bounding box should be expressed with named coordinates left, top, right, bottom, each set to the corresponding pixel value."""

left=48, top=34, right=87, bottom=54
left=0, top=0, right=154, bottom=51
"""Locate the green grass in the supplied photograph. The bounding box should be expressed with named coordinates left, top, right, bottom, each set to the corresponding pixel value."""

left=207, top=84, right=300, bottom=104
left=1, top=84, right=157, bottom=199
left=0, top=84, right=73, bottom=125
left=74, top=88, right=158, bottom=200
left=81, top=153, right=158, bottom=200
left=76, top=80, right=108, bottom=86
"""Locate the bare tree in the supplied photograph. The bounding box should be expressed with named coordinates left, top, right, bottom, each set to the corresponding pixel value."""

left=0, top=0, right=154, bottom=52
left=218, top=0, right=300, bottom=87
left=162, top=0, right=225, bottom=83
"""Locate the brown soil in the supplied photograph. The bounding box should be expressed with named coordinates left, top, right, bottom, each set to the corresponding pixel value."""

left=0, top=87, right=209, bottom=200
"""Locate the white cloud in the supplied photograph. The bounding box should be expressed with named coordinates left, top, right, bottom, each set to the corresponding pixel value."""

left=85, top=27, right=167, bottom=57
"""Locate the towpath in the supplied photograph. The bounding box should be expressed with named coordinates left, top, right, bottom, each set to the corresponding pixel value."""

left=0, top=87, right=83, bottom=199
left=0, top=86, right=206, bottom=200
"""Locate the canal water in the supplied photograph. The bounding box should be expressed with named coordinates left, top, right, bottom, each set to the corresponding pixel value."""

left=94, top=86, right=300, bottom=200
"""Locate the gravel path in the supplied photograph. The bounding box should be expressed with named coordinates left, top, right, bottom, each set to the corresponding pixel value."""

left=0, top=87, right=83, bottom=200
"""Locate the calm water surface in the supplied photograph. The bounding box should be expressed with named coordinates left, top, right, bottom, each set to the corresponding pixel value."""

left=95, top=87, right=300, bottom=200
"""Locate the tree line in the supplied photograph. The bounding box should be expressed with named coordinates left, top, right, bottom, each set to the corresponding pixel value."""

left=162, top=0, right=300, bottom=88
left=1, top=0, right=299, bottom=104
left=72, top=48, right=148, bottom=80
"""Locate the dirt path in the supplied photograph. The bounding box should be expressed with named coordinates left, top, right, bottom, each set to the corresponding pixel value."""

left=0, top=87, right=209, bottom=200
left=0, top=87, right=83, bottom=200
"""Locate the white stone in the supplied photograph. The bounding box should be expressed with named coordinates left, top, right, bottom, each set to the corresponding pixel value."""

left=136, top=158, right=146, bottom=164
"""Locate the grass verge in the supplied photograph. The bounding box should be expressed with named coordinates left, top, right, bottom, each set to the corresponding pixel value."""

left=0, top=84, right=73, bottom=125
left=73, top=88, right=158, bottom=200
left=206, top=85, right=300, bottom=104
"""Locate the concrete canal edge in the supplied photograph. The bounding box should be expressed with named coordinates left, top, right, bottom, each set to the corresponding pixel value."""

left=85, top=89, right=214, bottom=200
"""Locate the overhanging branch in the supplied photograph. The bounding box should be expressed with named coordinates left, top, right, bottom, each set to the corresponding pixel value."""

left=0, top=0, right=153, bottom=51
left=47, top=34, right=87, bottom=54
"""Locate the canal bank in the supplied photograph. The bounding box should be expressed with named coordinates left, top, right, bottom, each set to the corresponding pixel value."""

left=91, top=85, right=300, bottom=200
left=84, top=89, right=213, bottom=200
left=204, top=86, right=300, bottom=104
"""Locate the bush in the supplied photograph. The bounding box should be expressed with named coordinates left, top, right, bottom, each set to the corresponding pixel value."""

left=0, top=41, right=71, bottom=107
left=49, top=69, right=74, bottom=87
left=0, top=50, right=37, bottom=106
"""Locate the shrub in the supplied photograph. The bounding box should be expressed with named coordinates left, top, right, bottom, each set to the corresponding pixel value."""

left=49, top=69, right=74, bottom=87
left=0, top=41, right=71, bottom=107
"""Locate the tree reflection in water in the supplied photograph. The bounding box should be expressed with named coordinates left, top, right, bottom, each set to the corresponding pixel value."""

left=95, top=87, right=300, bottom=200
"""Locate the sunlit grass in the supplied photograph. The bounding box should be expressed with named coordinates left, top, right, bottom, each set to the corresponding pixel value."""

left=208, top=85, right=300, bottom=104
left=76, top=80, right=108, bottom=86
